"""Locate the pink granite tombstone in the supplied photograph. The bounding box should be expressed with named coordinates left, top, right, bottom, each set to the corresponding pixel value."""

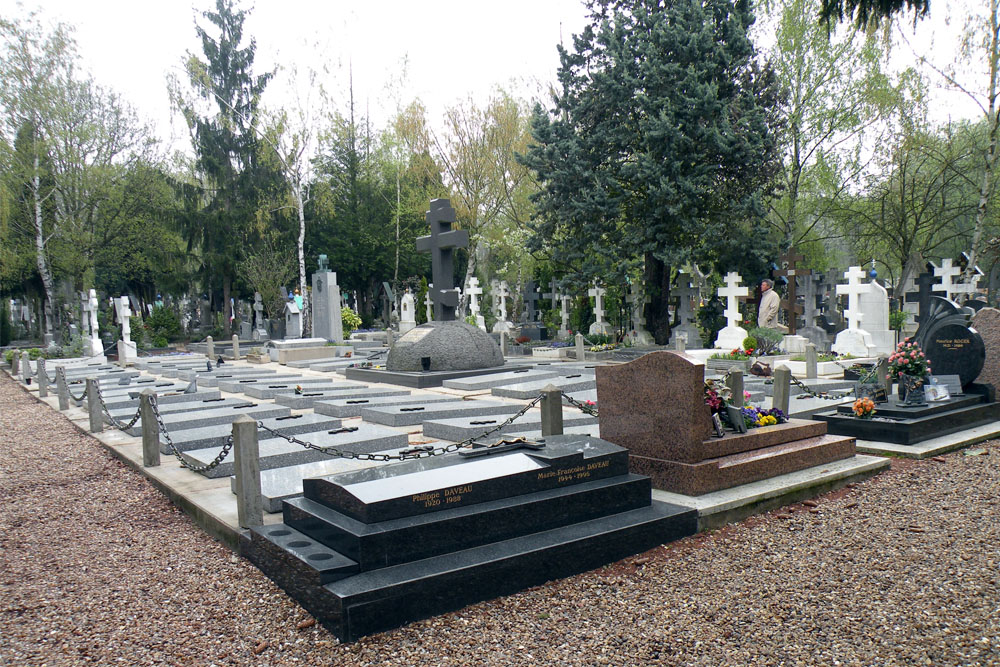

left=972, top=307, right=1000, bottom=391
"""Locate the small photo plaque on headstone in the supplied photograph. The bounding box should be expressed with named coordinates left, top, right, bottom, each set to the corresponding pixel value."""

left=711, top=413, right=725, bottom=438
left=726, top=405, right=748, bottom=433
left=855, top=383, right=889, bottom=404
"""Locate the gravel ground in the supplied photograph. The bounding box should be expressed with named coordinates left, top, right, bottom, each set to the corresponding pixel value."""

left=2, top=371, right=1000, bottom=666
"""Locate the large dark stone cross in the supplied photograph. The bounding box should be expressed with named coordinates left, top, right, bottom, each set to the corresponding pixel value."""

left=522, top=281, right=541, bottom=323
left=772, top=248, right=811, bottom=335
left=416, top=199, right=468, bottom=322
left=904, top=272, right=937, bottom=325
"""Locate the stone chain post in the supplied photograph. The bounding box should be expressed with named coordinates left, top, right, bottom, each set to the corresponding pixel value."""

left=231, top=334, right=240, bottom=361
left=805, top=343, right=818, bottom=380
left=726, top=369, right=745, bottom=409
left=37, top=358, right=48, bottom=398
left=86, top=377, right=103, bottom=433
left=575, top=333, right=585, bottom=361
left=206, top=335, right=214, bottom=361
left=540, top=384, right=564, bottom=437
left=232, top=415, right=263, bottom=529
left=773, top=365, right=791, bottom=416
left=56, top=366, right=70, bottom=411
left=140, top=389, right=160, bottom=467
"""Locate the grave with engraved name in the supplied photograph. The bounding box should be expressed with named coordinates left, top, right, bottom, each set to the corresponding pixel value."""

left=596, top=351, right=855, bottom=495
left=242, top=435, right=696, bottom=641
left=815, top=296, right=999, bottom=445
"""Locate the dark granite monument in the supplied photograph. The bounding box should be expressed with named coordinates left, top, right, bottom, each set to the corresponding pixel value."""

left=914, top=296, right=985, bottom=388
left=242, top=435, right=696, bottom=641
left=595, top=351, right=855, bottom=495
left=415, top=199, right=467, bottom=322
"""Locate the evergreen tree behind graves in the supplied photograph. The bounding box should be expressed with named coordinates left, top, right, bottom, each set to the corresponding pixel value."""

left=523, top=0, right=783, bottom=344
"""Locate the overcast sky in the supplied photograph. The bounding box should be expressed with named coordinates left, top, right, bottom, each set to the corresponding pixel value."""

left=10, top=0, right=987, bottom=155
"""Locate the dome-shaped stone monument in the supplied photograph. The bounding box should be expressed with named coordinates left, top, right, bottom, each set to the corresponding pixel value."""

left=386, top=321, right=504, bottom=372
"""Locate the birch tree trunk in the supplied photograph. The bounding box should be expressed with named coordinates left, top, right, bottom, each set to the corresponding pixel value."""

left=32, top=154, right=55, bottom=335
left=296, top=181, right=309, bottom=336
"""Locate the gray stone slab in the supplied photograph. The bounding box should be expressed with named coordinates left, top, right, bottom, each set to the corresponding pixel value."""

left=200, top=372, right=301, bottom=388
left=284, top=357, right=356, bottom=369
left=306, top=360, right=361, bottom=373
left=159, top=413, right=342, bottom=454
left=313, top=393, right=459, bottom=417
left=491, top=376, right=596, bottom=399
left=360, top=400, right=523, bottom=427
left=272, top=387, right=410, bottom=409
left=65, top=369, right=139, bottom=380
left=441, top=368, right=563, bottom=391
left=176, top=367, right=277, bottom=381
left=240, top=380, right=365, bottom=400
left=183, top=422, right=410, bottom=478
left=107, top=396, right=248, bottom=420
left=229, top=444, right=419, bottom=512
left=215, top=375, right=307, bottom=392
left=422, top=409, right=599, bottom=442
left=125, top=403, right=290, bottom=437
left=101, top=390, right=223, bottom=410
left=506, top=424, right=601, bottom=440
left=94, top=382, right=184, bottom=398
left=161, top=364, right=219, bottom=378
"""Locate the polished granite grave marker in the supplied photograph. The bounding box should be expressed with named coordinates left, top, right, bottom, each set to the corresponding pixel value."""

left=243, top=435, right=696, bottom=641
left=596, top=351, right=855, bottom=495
left=914, top=296, right=985, bottom=388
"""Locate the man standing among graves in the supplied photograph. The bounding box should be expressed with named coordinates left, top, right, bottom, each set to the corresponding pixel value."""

left=758, top=278, right=783, bottom=330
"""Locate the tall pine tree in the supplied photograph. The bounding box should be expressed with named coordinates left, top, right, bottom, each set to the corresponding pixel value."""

left=523, top=0, right=783, bottom=344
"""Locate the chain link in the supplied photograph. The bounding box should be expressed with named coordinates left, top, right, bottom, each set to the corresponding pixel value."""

left=561, top=391, right=598, bottom=417
left=94, top=383, right=142, bottom=430
left=68, top=382, right=88, bottom=403
left=149, top=394, right=233, bottom=472
left=787, top=374, right=855, bottom=401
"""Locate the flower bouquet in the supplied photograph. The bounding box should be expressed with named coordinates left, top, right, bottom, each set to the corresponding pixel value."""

left=852, top=397, right=875, bottom=419
left=887, top=338, right=930, bottom=381
left=739, top=406, right=788, bottom=429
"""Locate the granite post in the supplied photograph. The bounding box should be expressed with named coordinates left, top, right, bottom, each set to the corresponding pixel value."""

left=675, top=334, right=686, bottom=352
left=10, top=350, right=19, bottom=376
left=206, top=336, right=214, bottom=360
left=86, top=377, right=103, bottom=433
left=37, top=358, right=48, bottom=398
left=540, top=384, right=564, bottom=436
left=21, top=353, right=31, bottom=382
left=386, top=329, right=394, bottom=348
left=140, top=389, right=160, bottom=467
left=876, top=357, right=890, bottom=396
left=772, top=366, right=791, bottom=415
left=56, top=366, right=69, bottom=411
left=726, top=370, right=745, bottom=408
left=575, top=333, right=585, bottom=361
left=805, top=343, right=818, bottom=379
left=500, top=331, right=509, bottom=356
left=232, top=415, right=263, bottom=529
left=232, top=334, right=240, bottom=361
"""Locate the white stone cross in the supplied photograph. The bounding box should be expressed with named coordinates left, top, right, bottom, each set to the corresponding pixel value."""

left=835, top=266, right=868, bottom=330
left=717, top=272, right=749, bottom=329
left=466, top=277, right=485, bottom=329
left=117, top=296, right=132, bottom=343
left=950, top=271, right=981, bottom=301
left=559, top=294, right=572, bottom=338
left=80, top=292, right=92, bottom=337
left=588, top=282, right=610, bottom=335
left=496, top=281, right=510, bottom=321
left=932, top=258, right=962, bottom=301
left=424, top=286, right=434, bottom=322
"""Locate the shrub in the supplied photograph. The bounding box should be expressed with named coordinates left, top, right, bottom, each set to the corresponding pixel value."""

left=742, top=335, right=758, bottom=351
left=341, top=307, right=362, bottom=334
left=146, top=306, right=182, bottom=343
left=747, top=327, right=783, bottom=355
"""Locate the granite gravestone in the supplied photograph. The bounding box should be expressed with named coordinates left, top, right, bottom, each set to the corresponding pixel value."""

left=285, top=301, right=302, bottom=339
left=915, top=296, right=985, bottom=388
left=595, top=351, right=854, bottom=495
left=972, top=307, right=1000, bottom=391
left=312, top=254, right=344, bottom=342
left=714, top=272, right=749, bottom=349
left=399, top=289, right=417, bottom=334
left=832, top=266, right=875, bottom=357
left=588, top=283, right=611, bottom=336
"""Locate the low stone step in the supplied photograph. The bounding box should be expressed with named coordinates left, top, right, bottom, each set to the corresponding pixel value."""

left=175, top=367, right=276, bottom=381
left=181, top=423, right=409, bottom=478
left=314, top=394, right=459, bottom=418
left=101, top=389, right=223, bottom=410
left=124, top=403, right=290, bottom=437
left=422, top=409, right=599, bottom=442
left=241, top=380, right=365, bottom=400
left=107, top=396, right=247, bottom=420
left=198, top=373, right=299, bottom=388
left=159, top=414, right=342, bottom=454
left=214, top=375, right=308, bottom=392
left=273, top=387, right=409, bottom=409
left=360, top=400, right=523, bottom=427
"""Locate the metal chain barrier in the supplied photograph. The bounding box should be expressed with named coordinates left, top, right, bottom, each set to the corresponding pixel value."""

left=561, top=391, right=598, bottom=417
left=94, top=383, right=142, bottom=430
left=256, top=394, right=546, bottom=463
left=787, top=374, right=854, bottom=401
left=68, top=382, right=88, bottom=403
left=150, top=394, right=233, bottom=472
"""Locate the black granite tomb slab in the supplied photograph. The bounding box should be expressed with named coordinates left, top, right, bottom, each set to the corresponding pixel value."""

left=303, top=437, right=629, bottom=523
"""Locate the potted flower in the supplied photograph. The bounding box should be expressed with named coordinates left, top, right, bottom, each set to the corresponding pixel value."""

left=887, top=338, right=930, bottom=401
left=852, top=396, right=875, bottom=419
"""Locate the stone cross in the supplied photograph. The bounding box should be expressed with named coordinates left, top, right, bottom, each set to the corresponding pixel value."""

left=718, top=272, right=749, bottom=329
left=117, top=296, right=132, bottom=343
left=253, top=292, right=264, bottom=329
left=626, top=282, right=654, bottom=344
left=836, top=266, right=868, bottom=330
left=522, top=281, right=541, bottom=323
left=932, top=258, right=962, bottom=301
left=950, top=258, right=981, bottom=302
left=588, top=283, right=610, bottom=335
left=559, top=295, right=572, bottom=338
left=543, top=277, right=559, bottom=309
left=424, top=287, right=434, bottom=322
left=415, top=199, right=468, bottom=321
left=904, top=272, right=937, bottom=325
left=496, top=281, right=510, bottom=321
left=801, top=274, right=822, bottom=326
left=772, top=248, right=811, bottom=334
left=87, top=289, right=102, bottom=354
left=466, top=277, right=485, bottom=330
left=80, top=292, right=92, bottom=338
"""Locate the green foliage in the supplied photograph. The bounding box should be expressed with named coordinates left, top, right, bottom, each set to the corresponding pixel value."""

left=523, top=0, right=783, bottom=344
left=889, top=309, right=909, bottom=331
left=748, top=327, right=784, bottom=355
left=819, top=0, right=928, bottom=29
left=4, top=350, right=14, bottom=364
left=697, top=296, right=726, bottom=348
left=710, top=350, right=752, bottom=360
left=0, top=302, right=10, bottom=346
left=742, top=336, right=759, bottom=351
left=146, top=306, right=182, bottom=343
left=341, top=306, right=362, bottom=334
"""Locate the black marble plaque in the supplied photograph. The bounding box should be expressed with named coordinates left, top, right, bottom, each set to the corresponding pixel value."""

left=922, top=322, right=985, bottom=387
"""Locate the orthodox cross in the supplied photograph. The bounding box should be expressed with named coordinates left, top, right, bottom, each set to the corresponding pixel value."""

left=415, top=199, right=468, bottom=321
left=496, top=281, right=510, bottom=321
left=718, top=272, right=749, bottom=329
left=904, top=272, right=937, bottom=325
left=772, top=248, right=811, bottom=334
left=542, top=277, right=560, bottom=309
left=835, top=266, right=868, bottom=330
left=932, top=258, right=961, bottom=301
left=465, top=277, right=483, bottom=317
left=424, top=287, right=434, bottom=322
left=522, top=281, right=541, bottom=322
left=588, top=283, right=607, bottom=322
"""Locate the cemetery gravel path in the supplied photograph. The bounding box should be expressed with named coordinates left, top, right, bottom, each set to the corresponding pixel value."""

left=1, top=373, right=999, bottom=666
